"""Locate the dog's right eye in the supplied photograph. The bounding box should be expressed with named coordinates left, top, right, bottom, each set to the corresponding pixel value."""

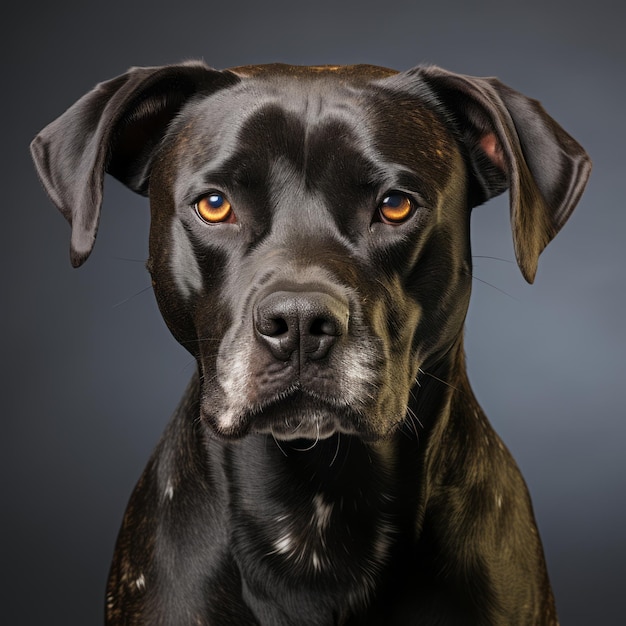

left=377, top=193, right=414, bottom=225
left=195, top=193, right=236, bottom=224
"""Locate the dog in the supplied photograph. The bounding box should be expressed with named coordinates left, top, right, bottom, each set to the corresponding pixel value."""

left=31, top=61, right=590, bottom=625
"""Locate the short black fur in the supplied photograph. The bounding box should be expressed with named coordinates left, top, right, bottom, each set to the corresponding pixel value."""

left=31, top=61, right=591, bottom=625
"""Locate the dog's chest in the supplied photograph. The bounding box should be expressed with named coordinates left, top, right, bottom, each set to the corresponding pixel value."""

left=266, top=491, right=394, bottom=578
left=225, top=438, right=399, bottom=603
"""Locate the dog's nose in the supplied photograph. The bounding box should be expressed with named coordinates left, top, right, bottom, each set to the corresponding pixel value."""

left=254, top=291, right=349, bottom=362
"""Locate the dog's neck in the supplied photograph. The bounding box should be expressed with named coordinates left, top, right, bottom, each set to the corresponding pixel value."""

left=201, top=435, right=395, bottom=620
left=211, top=338, right=465, bottom=526
left=194, top=345, right=465, bottom=618
left=146, top=341, right=479, bottom=621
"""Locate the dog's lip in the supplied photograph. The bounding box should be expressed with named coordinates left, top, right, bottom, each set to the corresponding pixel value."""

left=240, top=387, right=367, bottom=441
left=256, top=417, right=345, bottom=442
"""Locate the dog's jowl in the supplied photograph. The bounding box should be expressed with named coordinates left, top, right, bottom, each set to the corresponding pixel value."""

left=32, top=62, right=590, bottom=625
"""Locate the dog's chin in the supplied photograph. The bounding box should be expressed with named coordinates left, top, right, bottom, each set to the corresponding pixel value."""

left=207, top=389, right=374, bottom=442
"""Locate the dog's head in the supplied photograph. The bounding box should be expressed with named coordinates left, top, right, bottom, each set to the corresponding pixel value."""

left=32, top=62, right=590, bottom=441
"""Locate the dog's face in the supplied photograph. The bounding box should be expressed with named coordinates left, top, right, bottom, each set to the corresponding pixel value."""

left=31, top=62, right=590, bottom=442
left=148, top=66, right=472, bottom=441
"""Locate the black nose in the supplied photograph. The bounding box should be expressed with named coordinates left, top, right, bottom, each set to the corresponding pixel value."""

left=254, top=291, right=349, bottom=362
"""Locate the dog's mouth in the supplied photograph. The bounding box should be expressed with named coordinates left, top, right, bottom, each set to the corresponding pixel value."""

left=209, top=387, right=372, bottom=441
left=250, top=387, right=372, bottom=441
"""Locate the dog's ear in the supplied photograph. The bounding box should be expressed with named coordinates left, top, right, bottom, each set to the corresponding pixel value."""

left=408, top=66, right=591, bottom=283
left=31, top=62, right=239, bottom=267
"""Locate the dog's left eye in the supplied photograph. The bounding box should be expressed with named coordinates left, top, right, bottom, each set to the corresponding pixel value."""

left=377, top=193, right=414, bottom=224
left=195, top=193, right=236, bottom=224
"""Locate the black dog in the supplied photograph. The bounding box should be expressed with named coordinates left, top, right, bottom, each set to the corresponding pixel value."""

left=32, top=62, right=590, bottom=625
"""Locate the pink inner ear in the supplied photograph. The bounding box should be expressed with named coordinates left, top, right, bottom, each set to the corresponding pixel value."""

left=479, top=133, right=506, bottom=170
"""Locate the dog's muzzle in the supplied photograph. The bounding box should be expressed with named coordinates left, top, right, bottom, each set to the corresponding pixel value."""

left=207, top=281, right=381, bottom=441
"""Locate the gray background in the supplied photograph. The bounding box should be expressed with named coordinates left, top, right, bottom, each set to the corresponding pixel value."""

left=4, top=0, right=624, bottom=624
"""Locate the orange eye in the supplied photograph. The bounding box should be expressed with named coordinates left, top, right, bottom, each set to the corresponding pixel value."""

left=196, top=193, right=234, bottom=224
left=378, top=193, right=413, bottom=224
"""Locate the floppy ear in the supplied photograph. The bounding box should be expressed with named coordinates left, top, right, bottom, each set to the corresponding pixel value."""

left=412, top=65, right=591, bottom=283
left=30, top=62, right=239, bottom=267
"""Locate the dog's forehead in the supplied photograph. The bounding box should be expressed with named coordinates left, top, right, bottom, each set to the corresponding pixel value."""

left=180, top=63, right=453, bottom=138
left=190, top=65, right=399, bottom=127
left=167, top=65, right=459, bottom=200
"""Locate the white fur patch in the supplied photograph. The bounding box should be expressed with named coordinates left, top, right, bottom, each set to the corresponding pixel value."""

left=216, top=342, right=254, bottom=430
left=312, top=493, right=333, bottom=533
left=311, top=551, right=322, bottom=571
left=273, top=533, right=295, bottom=555
left=164, top=479, right=174, bottom=501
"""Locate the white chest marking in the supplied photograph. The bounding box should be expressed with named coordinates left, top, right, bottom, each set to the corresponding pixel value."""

left=273, top=533, right=295, bottom=555
left=312, top=493, right=333, bottom=533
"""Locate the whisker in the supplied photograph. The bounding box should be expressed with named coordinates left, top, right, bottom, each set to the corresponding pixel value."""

left=417, top=367, right=463, bottom=394
left=406, top=404, right=424, bottom=430
left=472, top=255, right=514, bottom=264
left=291, top=416, right=305, bottom=434
left=271, top=431, right=289, bottom=457
left=112, top=285, right=153, bottom=308
left=202, top=370, right=217, bottom=382
left=404, top=406, right=422, bottom=441
left=407, top=387, right=424, bottom=434
left=329, top=432, right=342, bottom=467
left=294, top=420, right=320, bottom=451
left=182, top=359, right=198, bottom=373
left=466, top=271, right=519, bottom=301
